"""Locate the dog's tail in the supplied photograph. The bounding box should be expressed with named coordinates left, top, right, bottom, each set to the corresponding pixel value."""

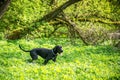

left=19, top=45, right=30, bottom=52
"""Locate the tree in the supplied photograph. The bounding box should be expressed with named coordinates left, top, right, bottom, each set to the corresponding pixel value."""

left=6, top=0, right=82, bottom=40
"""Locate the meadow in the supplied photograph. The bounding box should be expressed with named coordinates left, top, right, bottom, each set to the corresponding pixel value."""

left=0, top=38, right=119, bottom=80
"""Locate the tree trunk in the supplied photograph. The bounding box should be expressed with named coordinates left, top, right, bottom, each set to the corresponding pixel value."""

left=59, top=12, right=88, bottom=45
left=0, top=0, right=11, bottom=19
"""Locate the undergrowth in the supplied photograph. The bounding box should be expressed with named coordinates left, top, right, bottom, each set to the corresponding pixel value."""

left=0, top=38, right=119, bottom=80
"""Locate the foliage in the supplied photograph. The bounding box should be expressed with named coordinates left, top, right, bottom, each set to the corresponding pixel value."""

left=66, top=0, right=120, bottom=20
left=0, top=0, right=50, bottom=31
left=0, top=38, right=120, bottom=80
left=77, top=22, right=112, bottom=45
left=0, top=0, right=119, bottom=79
left=0, top=0, right=119, bottom=39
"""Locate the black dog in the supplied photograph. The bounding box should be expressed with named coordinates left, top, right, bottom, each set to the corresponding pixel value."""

left=19, top=45, right=63, bottom=65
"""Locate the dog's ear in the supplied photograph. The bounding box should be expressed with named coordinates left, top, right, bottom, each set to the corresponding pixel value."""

left=53, top=45, right=59, bottom=52
left=53, top=46, right=57, bottom=54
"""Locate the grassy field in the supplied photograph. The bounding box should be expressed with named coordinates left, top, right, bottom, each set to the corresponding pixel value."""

left=0, top=38, right=119, bottom=80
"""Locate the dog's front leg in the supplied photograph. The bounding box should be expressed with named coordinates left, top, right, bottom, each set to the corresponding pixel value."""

left=52, top=56, right=57, bottom=62
left=43, top=59, right=48, bottom=65
left=43, top=58, right=50, bottom=65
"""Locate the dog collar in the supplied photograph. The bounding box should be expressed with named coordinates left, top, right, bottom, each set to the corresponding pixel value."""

left=52, top=50, right=57, bottom=55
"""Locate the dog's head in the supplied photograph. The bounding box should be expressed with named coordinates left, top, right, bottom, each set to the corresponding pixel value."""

left=53, top=45, right=63, bottom=54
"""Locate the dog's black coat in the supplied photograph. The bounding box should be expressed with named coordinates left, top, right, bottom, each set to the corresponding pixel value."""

left=19, top=45, right=63, bottom=64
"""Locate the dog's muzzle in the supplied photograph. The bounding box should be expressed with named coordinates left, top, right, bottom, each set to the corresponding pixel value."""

left=59, top=50, right=63, bottom=56
left=59, top=50, right=63, bottom=53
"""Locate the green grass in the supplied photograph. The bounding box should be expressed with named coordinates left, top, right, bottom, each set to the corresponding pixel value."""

left=0, top=38, right=120, bottom=80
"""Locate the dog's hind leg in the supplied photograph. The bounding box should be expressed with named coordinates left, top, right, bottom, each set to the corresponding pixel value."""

left=30, top=51, right=38, bottom=62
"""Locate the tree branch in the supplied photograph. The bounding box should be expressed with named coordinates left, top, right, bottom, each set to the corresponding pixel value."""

left=40, top=0, right=82, bottom=21
left=78, top=18, right=120, bottom=25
